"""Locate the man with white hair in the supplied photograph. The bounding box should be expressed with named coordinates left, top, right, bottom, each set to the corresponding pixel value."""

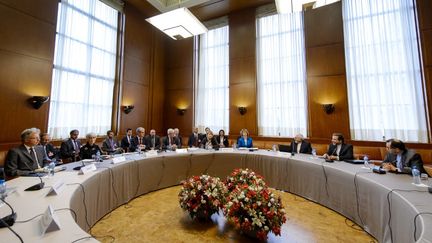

left=162, top=128, right=181, bottom=150
left=289, top=133, right=312, bottom=154
left=131, top=127, right=146, bottom=152
left=173, top=128, right=182, bottom=146
left=4, top=128, right=48, bottom=177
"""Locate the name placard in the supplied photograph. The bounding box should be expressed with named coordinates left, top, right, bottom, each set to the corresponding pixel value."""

left=277, top=151, right=291, bottom=157
left=146, top=150, right=158, bottom=157
left=40, top=205, right=61, bottom=235
left=46, top=180, right=65, bottom=196
left=220, top=148, right=234, bottom=152
left=79, top=164, right=97, bottom=175
left=175, top=148, right=188, bottom=154
left=111, top=156, right=126, bottom=164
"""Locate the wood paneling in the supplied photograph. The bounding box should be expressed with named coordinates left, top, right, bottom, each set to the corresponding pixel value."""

left=120, top=81, right=149, bottom=132
left=123, top=55, right=150, bottom=85
left=167, top=67, right=194, bottom=90
left=306, top=44, right=346, bottom=76
left=164, top=89, right=194, bottom=137
left=0, top=1, right=57, bottom=146
left=0, top=3, right=56, bottom=60
left=304, top=2, right=344, bottom=47
left=417, top=0, right=432, bottom=30
left=0, top=0, right=58, bottom=25
left=422, top=30, right=432, bottom=67
left=305, top=2, right=349, bottom=140
left=229, top=82, right=257, bottom=135
left=229, top=8, right=257, bottom=136
left=307, top=75, right=350, bottom=139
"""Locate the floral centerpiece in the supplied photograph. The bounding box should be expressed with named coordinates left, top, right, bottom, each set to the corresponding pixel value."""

left=225, top=168, right=267, bottom=192
left=179, top=175, right=227, bottom=221
left=224, top=168, right=286, bottom=240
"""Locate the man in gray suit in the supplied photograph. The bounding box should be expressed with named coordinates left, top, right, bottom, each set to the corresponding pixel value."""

left=382, top=139, right=425, bottom=174
left=4, top=128, right=49, bottom=177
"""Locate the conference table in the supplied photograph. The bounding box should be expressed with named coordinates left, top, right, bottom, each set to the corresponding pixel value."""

left=1, top=149, right=431, bottom=242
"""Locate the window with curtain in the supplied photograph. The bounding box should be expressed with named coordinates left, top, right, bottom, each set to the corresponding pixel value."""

left=256, top=11, right=307, bottom=137
left=343, top=0, right=427, bottom=142
left=48, top=0, right=119, bottom=139
left=195, top=22, right=229, bottom=133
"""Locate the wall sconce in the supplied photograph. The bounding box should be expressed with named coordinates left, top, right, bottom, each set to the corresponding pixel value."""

left=123, top=105, right=134, bottom=114
left=28, top=96, right=49, bottom=109
left=322, top=104, right=335, bottom=114
left=238, top=106, right=247, bottom=115
left=177, top=108, right=186, bottom=116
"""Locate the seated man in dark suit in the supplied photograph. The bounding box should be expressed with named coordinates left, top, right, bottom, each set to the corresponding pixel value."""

left=40, top=133, right=60, bottom=161
left=201, top=131, right=219, bottom=150
left=289, top=134, right=312, bottom=154
left=60, top=129, right=81, bottom=163
left=188, top=127, right=202, bottom=148
left=323, top=133, right=353, bottom=161
left=162, top=128, right=181, bottom=151
left=121, top=128, right=133, bottom=152
left=4, top=128, right=49, bottom=177
left=145, top=129, right=161, bottom=150
left=382, top=139, right=425, bottom=174
left=130, top=127, right=146, bottom=152
left=174, top=128, right=183, bottom=146
left=102, top=130, right=122, bottom=154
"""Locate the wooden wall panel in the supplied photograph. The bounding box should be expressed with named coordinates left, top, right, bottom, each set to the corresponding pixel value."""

left=164, top=37, right=194, bottom=138
left=120, top=3, right=167, bottom=136
left=422, top=30, right=432, bottom=67
left=0, top=1, right=57, bottom=146
left=0, top=0, right=58, bottom=25
left=305, top=2, right=349, bottom=140
left=304, top=2, right=344, bottom=47
left=307, top=76, right=350, bottom=139
left=417, top=0, right=432, bottom=30
left=229, top=83, right=257, bottom=135
left=229, top=8, right=257, bottom=136
left=306, top=44, right=346, bottom=76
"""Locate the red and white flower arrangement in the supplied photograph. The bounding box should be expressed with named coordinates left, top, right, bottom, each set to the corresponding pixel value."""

left=223, top=168, right=286, bottom=240
left=178, top=174, right=227, bottom=221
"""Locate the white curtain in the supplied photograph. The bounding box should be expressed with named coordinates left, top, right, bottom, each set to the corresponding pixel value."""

left=48, top=0, right=118, bottom=139
left=256, top=12, right=307, bottom=137
left=343, top=0, right=428, bottom=142
left=195, top=24, right=229, bottom=133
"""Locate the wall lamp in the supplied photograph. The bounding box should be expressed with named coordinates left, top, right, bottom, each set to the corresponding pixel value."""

left=28, top=96, right=49, bottom=109
left=177, top=108, right=186, bottom=116
left=238, top=106, right=247, bottom=116
left=322, top=104, right=335, bottom=114
left=123, top=105, right=135, bottom=114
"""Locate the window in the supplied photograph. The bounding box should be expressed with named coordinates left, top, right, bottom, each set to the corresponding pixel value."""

left=256, top=11, right=307, bottom=137
left=343, top=0, right=427, bottom=142
left=48, top=0, right=119, bottom=139
left=195, top=22, right=229, bottom=133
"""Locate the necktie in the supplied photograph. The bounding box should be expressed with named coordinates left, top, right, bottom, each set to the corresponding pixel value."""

left=152, top=137, right=155, bottom=147
left=139, top=137, right=142, bottom=145
left=30, top=148, right=41, bottom=169
left=127, top=136, right=130, bottom=144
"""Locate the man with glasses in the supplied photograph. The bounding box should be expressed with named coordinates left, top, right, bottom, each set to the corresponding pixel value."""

left=382, top=139, right=425, bottom=174
left=4, top=128, right=48, bottom=177
left=60, top=129, right=81, bottom=163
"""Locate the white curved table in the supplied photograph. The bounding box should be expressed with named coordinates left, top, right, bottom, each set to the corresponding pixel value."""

left=1, top=150, right=431, bottom=242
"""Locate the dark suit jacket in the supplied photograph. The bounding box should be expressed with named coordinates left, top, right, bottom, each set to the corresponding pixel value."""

left=383, top=149, right=425, bottom=174
left=121, top=135, right=133, bottom=152
left=130, top=136, right=146, bottom=152
left=176, top=135, right=183, bottom=146
left=162, top=136, right=181, bottom=150
left=201, top=137, right=219, bottom=149
left=289, top=140, right=312, bottom=154
left=188, top=133, right=202, bottom=147
left=60, top=139, right=81, bottom=162
left=326, top=143, right=354, bottom=161
left=80, top=143, right=102, bottom=160
left=42, top=143, right=60, bottom=160
left=102, top=138, right=120, bottom=154
left=4, top=145, right=48, bottom=176
left=216, top=135, right=229, bottom=147
left=145, top=135, right=161, bottom=150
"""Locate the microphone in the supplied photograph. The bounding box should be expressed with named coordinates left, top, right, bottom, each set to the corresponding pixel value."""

left=22, top=158, right=45, bottom=191
left=428, top=186, right=432, bottom=194
left=73, top=160, right=85, bottom=171
left=0, top=198, right=17, bottom=228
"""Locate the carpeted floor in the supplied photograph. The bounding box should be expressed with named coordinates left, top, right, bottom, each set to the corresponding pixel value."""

left=91, top=186, right=376, bottom=242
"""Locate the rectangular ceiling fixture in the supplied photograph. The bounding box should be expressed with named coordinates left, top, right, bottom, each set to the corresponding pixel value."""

left=146, top=7, right=207, bottom=40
